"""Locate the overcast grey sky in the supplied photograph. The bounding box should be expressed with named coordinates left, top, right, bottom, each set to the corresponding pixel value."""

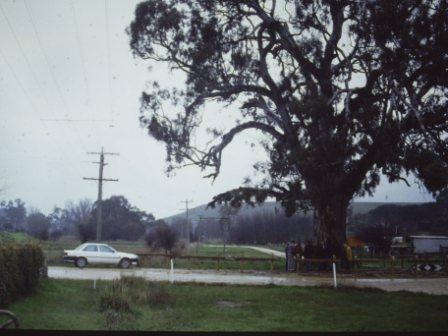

left=0, top=0, right=434, bottom=218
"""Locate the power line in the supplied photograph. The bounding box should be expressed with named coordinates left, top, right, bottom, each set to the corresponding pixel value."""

left=40, top=119, right=115, bottom=123
left=104, top=0, right=114, bottom=122
left=22, top=0, right=90, bottom=153
left=68, top=0, right=103, bottom=147
left=70, top=0, right=91, bottom=103
left=0, top=47, right=78, bottom=178
left=0, top=1, right=53, bottom=116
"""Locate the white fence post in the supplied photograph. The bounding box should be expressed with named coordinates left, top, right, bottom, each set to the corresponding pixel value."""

left=169, top=258, right=174, bottom=284
left=332, top=255, right=337, bottom=289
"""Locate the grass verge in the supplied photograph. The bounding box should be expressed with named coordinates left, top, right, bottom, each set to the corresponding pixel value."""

left=6, top=278, right=448, bottom=331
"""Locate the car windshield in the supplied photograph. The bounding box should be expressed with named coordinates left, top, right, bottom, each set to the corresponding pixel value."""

left=74, top=244, right=85, bottom=250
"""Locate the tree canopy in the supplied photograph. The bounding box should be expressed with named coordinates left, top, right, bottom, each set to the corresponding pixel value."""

left=89, top=195, right=155, bottom=241
left=129, top=0, right=448, bottom=247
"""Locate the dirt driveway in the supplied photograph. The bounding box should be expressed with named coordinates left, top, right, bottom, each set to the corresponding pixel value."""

left=48, top=266, right=448, bottom=295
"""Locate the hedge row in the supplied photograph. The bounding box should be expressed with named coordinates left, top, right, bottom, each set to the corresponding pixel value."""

left=0, top=243, right=45, bottom=307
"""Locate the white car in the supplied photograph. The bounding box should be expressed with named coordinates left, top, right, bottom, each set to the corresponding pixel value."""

left=63, top=243, right=139, bottom=268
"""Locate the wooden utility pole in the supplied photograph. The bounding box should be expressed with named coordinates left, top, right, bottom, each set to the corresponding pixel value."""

left=83, top=147, right=119, bottom=241
left=180, top=199, right=193, bottom=245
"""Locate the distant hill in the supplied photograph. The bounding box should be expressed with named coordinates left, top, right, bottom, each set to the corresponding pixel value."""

left=163, top=201, right=425, bottom=228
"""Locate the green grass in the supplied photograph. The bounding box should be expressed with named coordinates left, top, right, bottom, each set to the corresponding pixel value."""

left=7, top=278, right=448, bottom=331
left=0, top=231, right=38, bottom=244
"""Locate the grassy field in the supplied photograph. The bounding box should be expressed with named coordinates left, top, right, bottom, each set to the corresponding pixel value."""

left=1, top=232, right=284, bottom=271
left=4, top=278, right=448, bottom=332
left=138, top=244, right=285, bottom=271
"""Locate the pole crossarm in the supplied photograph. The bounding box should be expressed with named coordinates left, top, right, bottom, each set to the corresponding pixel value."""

left=194, top=217, right=230, bottom=221
left=83, top=177, right=118, bottom=182
left=87, top=152, right=119, bottom=155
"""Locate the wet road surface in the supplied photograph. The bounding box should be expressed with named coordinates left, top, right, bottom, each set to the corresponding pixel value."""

left=48, top=266, right=448, bottom=295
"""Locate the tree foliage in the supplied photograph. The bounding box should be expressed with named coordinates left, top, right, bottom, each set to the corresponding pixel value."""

left=145, top=219, right=178, bottom=253
left=89, top=195, right=155, bottom=241
left=352, top=191, right=448, bottom=237
left=25, top=212, right=51, bottom=241
left=129, top=0, right=448, bottom=246
left=0, top=199, right=27, bottom=232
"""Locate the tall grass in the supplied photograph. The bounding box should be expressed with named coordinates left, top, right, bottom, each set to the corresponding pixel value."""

left=99, top=277, right=174, bottom=329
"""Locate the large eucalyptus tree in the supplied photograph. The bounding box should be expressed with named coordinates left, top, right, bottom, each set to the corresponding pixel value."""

left=129, top=0, right=448, bottom=251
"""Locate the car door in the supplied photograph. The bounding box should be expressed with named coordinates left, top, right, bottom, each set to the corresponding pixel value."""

left=98, top=245, right=121, bottom=264
left=82, top=244, right=100, bottom=263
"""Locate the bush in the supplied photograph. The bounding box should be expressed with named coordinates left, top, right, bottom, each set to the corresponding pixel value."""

left=100, top=277, right=174, bottom=312
left=99, top=280, right=131, bottom=313
left=25, top=212, right=51, bottom=240
left=0, top=243, right=45, bottom=307
left=145, top=221, right=178, bottom=253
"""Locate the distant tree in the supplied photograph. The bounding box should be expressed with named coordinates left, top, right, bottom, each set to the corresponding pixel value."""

left=48, top=207, right=67, bottom=239
left=351, top=197, right=448, bottom=238
left=77, top=221, right=95, bottom=243
left=145, top=220, right=177, bottom=253
left=130, top=0, right=448, bottom=252
left=170, top=216, right=191, bottom=239
left=25, top=212, right=51, bottom=240
left=194, top=218, right=221, bottom=241
left=219, top=204, right=239, bottom=254
left=58, top=199, right=96, bottom=242
left=0, top=199, right=27, bottom=232
left=90, top=196, right=154, bottom=241
left=230, top=211, right=313, bottom=245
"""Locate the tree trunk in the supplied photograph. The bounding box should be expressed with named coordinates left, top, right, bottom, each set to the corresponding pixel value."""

left=314, top=198, right=349, bottom=256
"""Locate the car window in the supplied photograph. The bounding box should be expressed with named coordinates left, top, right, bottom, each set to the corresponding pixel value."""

left=99, top=245, right=115, bottom=253
left=83, top=244, right=98, bottom=252
left=75, top=244, right=85, bottom=250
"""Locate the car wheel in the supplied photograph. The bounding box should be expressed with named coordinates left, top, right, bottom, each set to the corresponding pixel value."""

left=75, top=257, right=87, bottom=268
left=120, top=258, right=130, bottom=269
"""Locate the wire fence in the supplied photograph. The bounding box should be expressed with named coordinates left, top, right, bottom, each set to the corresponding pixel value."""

left=136, top=253, right=448, bottom=275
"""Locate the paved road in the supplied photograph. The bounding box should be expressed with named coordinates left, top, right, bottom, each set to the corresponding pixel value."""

left=242, top=246, right=285, bottom=258
left=48, top=267, right=448, bottom=295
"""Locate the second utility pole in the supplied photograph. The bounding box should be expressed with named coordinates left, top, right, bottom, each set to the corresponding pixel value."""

left=180, top=199, right=193, bottom=245
left=83, top=147, right=119, bottom=241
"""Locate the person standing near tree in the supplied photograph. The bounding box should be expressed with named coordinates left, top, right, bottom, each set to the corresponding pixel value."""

left=284, top=241, right=291, bottom=272
left=293, top=241, right=302, bottom=272
left=303, top=240, right=314, bottom=272
left=343, top=242, right=353, bottom=271
left=286, top=240, right=296, bottom=272
left=316, top=242, right=326, bottom=271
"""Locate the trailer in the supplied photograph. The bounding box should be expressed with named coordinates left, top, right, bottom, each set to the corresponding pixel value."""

left=410, top=235, right=448, bottom=254
left=391, top=235, right=448, bottom=255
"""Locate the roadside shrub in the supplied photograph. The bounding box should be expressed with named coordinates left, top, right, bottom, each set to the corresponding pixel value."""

left=120, top=276, right=174, bottom=307
left=145, top=221, right=177, bottom=253
left=0, top=243, right=45, bottom=307
left=171, top=239, right=188, bottom=257
left=0, top=232, right=14, bottom=244
left=99, top=280, right=131, bottom=313
left=100, top=277, right=174, bottom=312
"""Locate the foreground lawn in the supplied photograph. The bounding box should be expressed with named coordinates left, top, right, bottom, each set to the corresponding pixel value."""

left=8, top=279, right=448, bottom=332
